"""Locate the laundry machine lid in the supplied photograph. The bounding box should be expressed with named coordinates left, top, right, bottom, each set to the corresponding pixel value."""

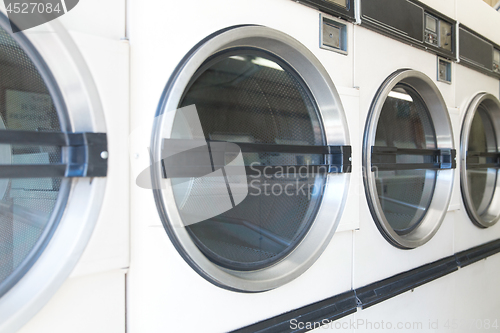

left=461, top=93, right=500, bottom=228
left=363, top=69, right=455, bottom=249
left=0, top=11, right=108, bottom=332
left=151, top=25, right=351, bottom=292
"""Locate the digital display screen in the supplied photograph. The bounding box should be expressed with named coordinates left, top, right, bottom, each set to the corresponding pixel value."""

left=325, top=0, right=348, bottom=8
left=426, top=15, right=437, bottom=33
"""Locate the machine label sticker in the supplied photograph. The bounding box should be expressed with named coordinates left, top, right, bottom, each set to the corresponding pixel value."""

left=6, top=90, right=52, bottom=130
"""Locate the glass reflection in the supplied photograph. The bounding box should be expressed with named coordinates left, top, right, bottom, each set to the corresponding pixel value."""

left=466, top=106, right=498, bottom=215
left=374, top=85, right=437, bottom=234
left=0, top=26, right=63, bottom=287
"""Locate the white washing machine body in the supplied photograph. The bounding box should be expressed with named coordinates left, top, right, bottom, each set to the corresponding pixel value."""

left=0, top=1, right=129, bottom=333
left=453, top=65, right=500, bottom=251
left=128, top=0, right=360, bottom=332
left=452, top=0, right=500, bottom=327
left=453, top=0, right=500, bottom=252
left=450, top=61, right=500, bottom=330
left=353, top=10, right=458, bottom=288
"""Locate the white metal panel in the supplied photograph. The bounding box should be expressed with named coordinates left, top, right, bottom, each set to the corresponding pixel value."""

left=354, top=202, right=455, bottom=288
left=127, top=0, right=354, bottom=114
left=58, top=0, right=126, bottom=39
left=68, top=32, right=130, bottom=277
left=354, top=26, right=456, bottom=109
left=453, top=254, right=500, bottom=333
left=127, top=227, right=353, bottom=333
left=419, top=0, right=457, bottom=19
left=0, top=0, right=126, bottom=38
left=354, top=273, right=456, bottom=333
left=455, top=65, right=500, bottom=106
left=17, top=270, right=126, bottom=333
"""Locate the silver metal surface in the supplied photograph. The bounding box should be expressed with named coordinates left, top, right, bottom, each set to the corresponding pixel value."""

left=152, top=25, right=350, bottom=292
left=363, top=69, right=455, bottom=249
left=460, top=93, right=500, bottom=228
left=437, top=57, right=452, bottom=84
left=323, top=22, right=340, bottom=49
left=320, top=14, right=348, bottom=55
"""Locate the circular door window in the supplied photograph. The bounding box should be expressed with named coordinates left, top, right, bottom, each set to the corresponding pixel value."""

left=0, top=17, right=69, bottom=298
left=151, top=26, right=350, bottom=292
left=363, top=70, right=455, bottom=249
left=461, top=93, right=500, bottom=228
left=0, top=12, right=107, bottom=331
left=178, top=51, right=325, bottom=271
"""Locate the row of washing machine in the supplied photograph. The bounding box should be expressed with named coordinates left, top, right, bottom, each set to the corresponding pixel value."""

left=0, top=0, right=498, bottom=332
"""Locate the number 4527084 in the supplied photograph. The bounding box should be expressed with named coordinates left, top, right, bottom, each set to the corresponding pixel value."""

left=6, top=3, right=62, bottom=14
left=444, top=319, right=499, bottom=330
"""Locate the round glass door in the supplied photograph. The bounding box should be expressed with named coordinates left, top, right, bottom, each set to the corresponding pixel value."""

left=0, top=12, right=107, bottom=331
left=177, top=52, right=326, bottom=271
left=0, top=17, right=70, bottom=298
left=461, top=94, right=500, bottom=228
left=151, top=26, right=350, bottom=291
left=374, top=84, right=438, bottom=234
left=363, top=70, right=455, bottom=249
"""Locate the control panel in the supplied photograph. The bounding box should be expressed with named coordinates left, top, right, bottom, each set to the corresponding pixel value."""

left=425, top=14, right=438, bottom=46
left=425, top=14, right=453, bottom=52
left=494, top=49, right=500, bottom=74
left=360, top=0, right=456, bottom=59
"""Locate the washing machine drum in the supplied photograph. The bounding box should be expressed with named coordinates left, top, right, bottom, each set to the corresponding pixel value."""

left=461, top=94, right=500, bottom=228
left=364, top=70, right=455, bottom=249
left=151, top=26, right=351, bottom=292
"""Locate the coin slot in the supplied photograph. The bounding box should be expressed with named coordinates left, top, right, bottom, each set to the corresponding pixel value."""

left=320, top=14, right=348, bottom=55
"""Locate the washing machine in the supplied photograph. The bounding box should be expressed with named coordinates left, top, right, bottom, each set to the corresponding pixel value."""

left=452, top=0, right=500, bottom=327
left=454, top=30, right=500, bottom=250
left=128, top=0, right=360, bottom=332
left=353, top=0, right=458, bottom=289
left=0, top=1, right=129, bottom=333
